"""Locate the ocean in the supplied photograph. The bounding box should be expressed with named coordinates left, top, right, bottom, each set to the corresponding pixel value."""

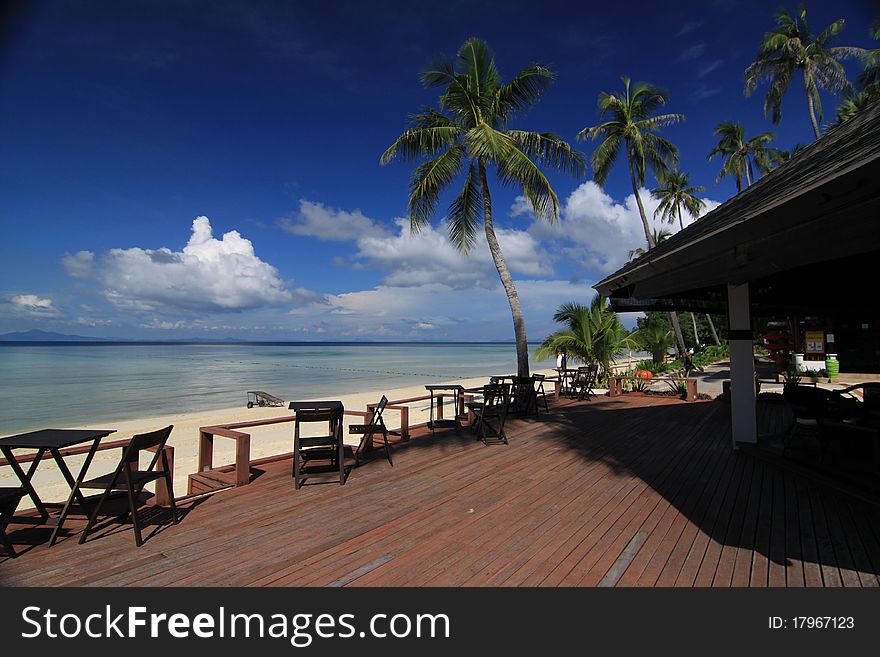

left=0, top=342, right=555, bottom=435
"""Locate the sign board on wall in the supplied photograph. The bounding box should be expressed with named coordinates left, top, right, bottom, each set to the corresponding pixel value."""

left=805, top=330, right=825, bottom=354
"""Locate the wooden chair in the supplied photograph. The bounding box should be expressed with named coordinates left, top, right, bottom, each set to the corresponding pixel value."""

left=291, top=401, right=345, bottom=489
left=77, top=425, right=177, bottom=547
left=0, top=487, right=26, bottom=557
left=348, top=395, right=393, bottom=467
left=474, top=383, right=510, bottom=446
left=571, top=365, right=598, bottom=400
left=533, top=373, right=550, bottom=414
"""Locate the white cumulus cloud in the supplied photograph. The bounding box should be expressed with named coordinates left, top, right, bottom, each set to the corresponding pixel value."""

left=279, top=200, right=389, bottom=241
left=3, top=294, right=63, bottom=318
left=523, top=182, right=721, bottom=276
left=61, top=251, right=94, bottom=278
left=100, top=216, right=309, bottom=313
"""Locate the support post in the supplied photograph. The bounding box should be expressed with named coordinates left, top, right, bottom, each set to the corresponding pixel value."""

left=727, top=283, right=757, bottom=446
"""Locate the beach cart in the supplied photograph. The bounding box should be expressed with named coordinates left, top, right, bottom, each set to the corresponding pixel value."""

left=246, top=391, right=285, bottom=408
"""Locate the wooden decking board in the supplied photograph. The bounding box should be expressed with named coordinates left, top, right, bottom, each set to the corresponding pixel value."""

left=654, top=425, right=738, bottom=586
left=2, top=396, right=878, bottom=587
left=619, top=407, right=727, bottom=585
left=673, top=440, right=743, bottom=586
left=557, top=406, right=724, bottom=586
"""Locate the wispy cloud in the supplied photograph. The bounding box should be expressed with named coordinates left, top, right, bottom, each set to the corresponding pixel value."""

left=697, top=59, right=724, bottom=79
left=677, top=20, right=703, bottom=36
left=690, top=85, right=723, bottom=102
left=678, top=43, right=706, bottom=61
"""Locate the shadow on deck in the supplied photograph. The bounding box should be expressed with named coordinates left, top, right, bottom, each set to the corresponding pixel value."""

left=2, top=395, right=879, bottom=587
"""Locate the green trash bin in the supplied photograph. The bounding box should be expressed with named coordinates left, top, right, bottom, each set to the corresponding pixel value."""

left=826, top=355, right=839, bottom=378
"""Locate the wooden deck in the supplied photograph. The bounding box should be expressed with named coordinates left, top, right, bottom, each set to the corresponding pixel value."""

left=2, top=394, right=880, bottom=587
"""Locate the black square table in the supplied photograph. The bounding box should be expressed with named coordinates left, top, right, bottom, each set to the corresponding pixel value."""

left=0, top=428, right=115, bottom=545
left=425, top=385, right=466, bottom=435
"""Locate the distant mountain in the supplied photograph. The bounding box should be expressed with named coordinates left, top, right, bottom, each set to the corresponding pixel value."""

left=0, top=329, right=109, bottom=342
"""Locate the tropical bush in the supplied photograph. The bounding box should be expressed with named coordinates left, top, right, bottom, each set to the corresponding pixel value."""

left=534, top=295, right=636, bottom=382
left=633, top=315, right=675, bottom=365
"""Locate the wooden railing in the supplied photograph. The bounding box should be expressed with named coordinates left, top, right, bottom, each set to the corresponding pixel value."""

left=0, top=439, right=175, bottom=506
left=190, top=392, right=475, bottom=494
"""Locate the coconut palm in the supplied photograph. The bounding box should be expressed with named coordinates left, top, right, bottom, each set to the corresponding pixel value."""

left=707, top=122, right=785, bottom=192
left=381, top=38, right=584, bottom=377
left=744, top=4, right=866, bottom=140
left=650, top=169, right=705, bottom=231
left=838, top=22, right=880, bottom=123
left=628, top=227, right=672, bottom=261
left=634, top=314, right=675, bottom=365
left=534, top=295, right=634, bottom=382
left=577, top=77, right=687, bottom=358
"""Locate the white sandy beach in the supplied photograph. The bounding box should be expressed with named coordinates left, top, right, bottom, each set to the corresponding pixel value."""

left=2, top=370, right=561, bottom=509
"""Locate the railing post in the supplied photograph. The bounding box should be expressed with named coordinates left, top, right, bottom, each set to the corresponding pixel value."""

left=235, top=433, right=251, bottom=487
left=687, top=379, right=698, bottom=402
left=198, top=430, right=214, bottom=472
left=465, top=394, right=475, bottom=426
left=400, top=407, right=410, bottom=441
left=155, top=445, right=174, bottom=505
left=437, top=394, right=444, bottom=420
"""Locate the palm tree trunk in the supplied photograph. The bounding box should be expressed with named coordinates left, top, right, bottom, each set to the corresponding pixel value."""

left=628, top=151, right=686, bottom=359
left=804, top=70, right=822, bottom=140
left=627, top=153, right=654, bottom=248
left=706, top=314, right=721, bottom=345
left=677, top=206, right=684, bottom=232
left=691, top=312, right=700, bottom=347
left=744, top=162, right=752, bottom=187
left=479, top=162, right=530, bottom=377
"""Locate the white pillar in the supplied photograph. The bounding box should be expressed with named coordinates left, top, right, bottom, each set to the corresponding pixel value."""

left=727, top=283, right=757, bottom=447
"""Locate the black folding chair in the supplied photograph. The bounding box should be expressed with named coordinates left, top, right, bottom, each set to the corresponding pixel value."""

left=571, top=365, right=598, bottom=400
left=348, top=395, right=393, bottom=467
left=77, top=425, right=177, bottom=547
left=533, top=373, right=550, bottom=414
left=0, top=487, right=26, bottom=557
left=474, top=383, right=511, bottom=446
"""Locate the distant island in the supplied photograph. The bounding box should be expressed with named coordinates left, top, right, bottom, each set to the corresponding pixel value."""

left=0, top=329, right=110, bottom=342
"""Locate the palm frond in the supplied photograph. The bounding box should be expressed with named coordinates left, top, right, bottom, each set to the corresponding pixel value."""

left=447, top=162, right=482, bottom=254
left=407, top=145, right=465, bottom=230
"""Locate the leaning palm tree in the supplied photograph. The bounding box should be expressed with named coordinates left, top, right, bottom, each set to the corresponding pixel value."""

left=578, top=76, right=687, bottom=358
left=650, top=169, right=705, bottom=231
left=534, top=295, right=634, bottom=382
left=707, top=122, right=784, bottom=192
left=381, top=39, right=584, bottom=377
left=744, top=4, right=865, bottom=140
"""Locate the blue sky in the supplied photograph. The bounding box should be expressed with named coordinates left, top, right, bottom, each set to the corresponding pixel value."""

left=0, top=0, right=876, bottom=340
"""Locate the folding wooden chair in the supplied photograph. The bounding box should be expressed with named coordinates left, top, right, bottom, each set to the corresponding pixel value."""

left=77, top=425, right=177, bottom=547
left=571, top=365, right=598, bottom=400
left=533, top=373, right=550, bottom=414
left=0, top=487, right=26, bottom=557
left=348, top=395, right=393, bottom=467
left=474, top=383, right=510, bottom=446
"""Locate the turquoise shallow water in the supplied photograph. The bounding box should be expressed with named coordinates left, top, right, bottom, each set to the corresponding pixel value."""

left=0, top=342, right=553, bottom=435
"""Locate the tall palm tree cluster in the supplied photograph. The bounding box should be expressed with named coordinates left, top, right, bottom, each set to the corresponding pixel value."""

left=381, top=6, right=875, bottom=376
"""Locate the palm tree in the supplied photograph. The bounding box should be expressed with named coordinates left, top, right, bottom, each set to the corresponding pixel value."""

left=837, top=21, right=880, bottom=123
left=381, top=38, right=584, bottom=377
left=744, top=4, right=865, bottom=140
left=650, top=169, right=705, bottom=231
left=634, top=315, right=675, bottom=366
left=534, top=295, right=634, bottom=382
left=628, top=227, right=671, bottom=261
left=707, top=122, right=784, bottom=192
left=577, top=76, right=688, bottom=358
left=648, top=171, right=720, bottom=346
